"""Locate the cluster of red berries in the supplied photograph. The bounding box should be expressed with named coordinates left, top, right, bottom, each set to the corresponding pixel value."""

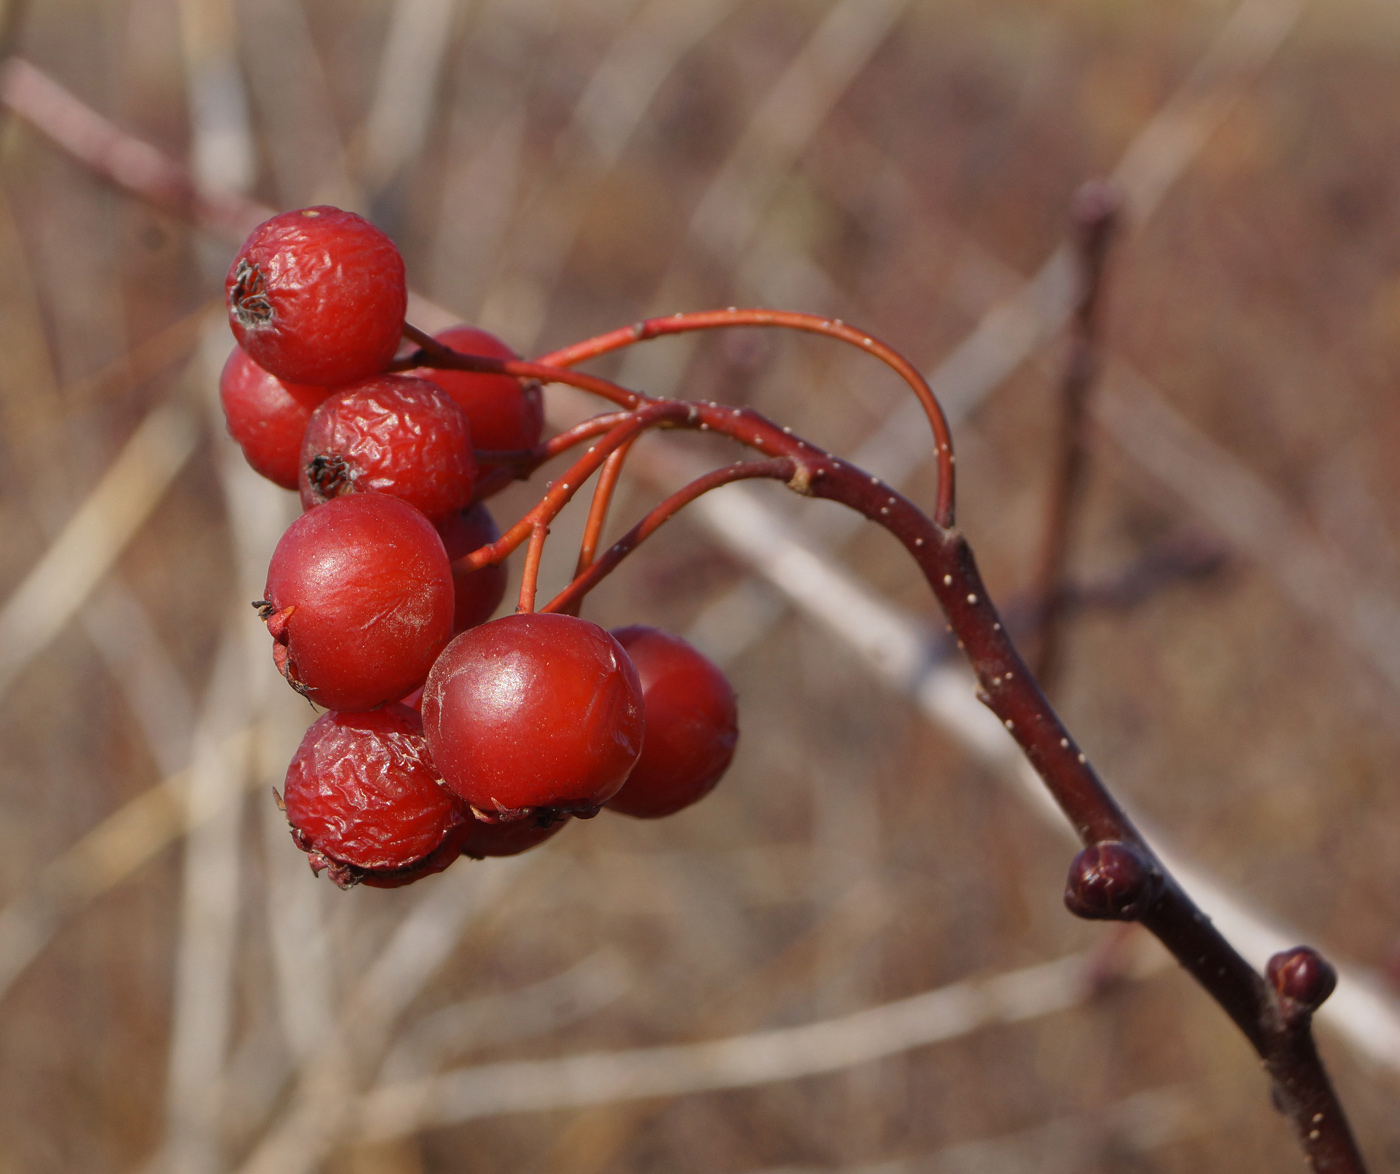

left=221, top=206, right=739, bottom=888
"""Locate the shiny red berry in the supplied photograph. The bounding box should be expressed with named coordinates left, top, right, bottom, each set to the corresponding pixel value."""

left=437, top=503, right=507, bottom=634
left=605, top=626, right=738, bottom=819
left=261, top=493, right=454, bottom=711
left=422, top=612, right=644, bottom=821
left=299, top=374, right=477, bottom=524
left=218, top=346, right=328, bottom=489
left=226, top=206, right=406, bottom=387
left=281, top=704, right=463, bottom=888
left=408, top=325, right=543, bottom=454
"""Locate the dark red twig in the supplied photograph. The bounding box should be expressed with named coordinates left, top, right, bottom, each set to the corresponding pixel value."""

left=542, top=458, right=798, bottom=616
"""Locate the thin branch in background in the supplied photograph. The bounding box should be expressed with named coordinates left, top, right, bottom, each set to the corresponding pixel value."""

left=609, top=0, right=908, bottom=398
left=0, top=724, right=259, bottom=1005
left=159, top=13, right=259, bottom=1160
left=161, top=627, right=257, bottom=1174
left=356, top=0, right=458, bottom=201
left=1092, top=365, right=1400, bottom=713
left=0, top=58, right=271, bottom=241
left=468, top=0, right=739, bottom=340
left=355, top=944, right=1167, bottom=1140
left=0, top=400, right=198, bottom=702
left=82, top=580, right=197, bottom=778
left=236, top=0, right=357, bottom=209
left=232, top=854, right=555, bottom=1174
left=740, top=1081, right=1219, bottom=1174
left=1026, top=179, right=1120, bottom=690
left=377, top=949, right=632, bottom=1085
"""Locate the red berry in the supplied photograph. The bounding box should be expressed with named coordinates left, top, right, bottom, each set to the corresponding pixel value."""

left=218, top=346, right=328, bottom=489
left=299, top=374, right=477, bottom=524
left=408, top=326, right=543, bottom=454
left=226, top=206, right=407, bottom=387
left=458, top=813, right=569, bottom=859
left=422, top=612, right=644, bottom=820
left=437, top=503, right=507, bottom=634
left=605, top=626, right=738, bottom=818
left=261, top=493, right=454, bottom=711
left=281, top=704, right=463, bottom=888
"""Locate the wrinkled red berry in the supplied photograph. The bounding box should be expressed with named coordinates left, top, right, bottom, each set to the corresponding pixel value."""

left=226, top=206, right=406, bottom=387
left=437, top=503, right=507, bottom=634
left=605, top=626, right=738, bottom=819
left=299, top=374, right=477, bottom=524
left=282, top=704, right=463, bottom=887
left=218, top=346, right=327, bottom=489
left=261, top=493, right=454, bottom=711
left=422, top=612, right=644, bottom=821
left=408, top=325, right=543, bottom=456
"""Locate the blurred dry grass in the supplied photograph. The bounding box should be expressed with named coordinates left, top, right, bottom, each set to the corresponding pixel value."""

left=1, top=0, right=1400, bottom=1170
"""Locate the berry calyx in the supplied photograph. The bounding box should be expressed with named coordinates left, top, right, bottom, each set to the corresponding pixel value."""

left=281, top=704, right=463, bottom=888
left=437, top=503, right=508, bottom=634
left=408, top=325, right=544, bottom=457
left=604, top=626, right=738, bottom=819
left=422, top=612, right=644, bottom=821
left=261, top=493, right=454, bottom=711
left=218, top=346, right=328, bottom=489
left=226, top=206, right=407, bottom=387
left=299, top=374, right=477, bottom=524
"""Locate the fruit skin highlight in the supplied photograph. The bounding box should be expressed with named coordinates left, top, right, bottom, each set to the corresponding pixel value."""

left=281, top=703, right=463, bottom=887
left=260, top=493, right=454, bottom=712
left=422, top=612, right=644, bottom=821
left=218, top=346, right=327, bottom=489
left=226, top=206, right=406, bottom=387
left=605, top=626, right=739, bottom=819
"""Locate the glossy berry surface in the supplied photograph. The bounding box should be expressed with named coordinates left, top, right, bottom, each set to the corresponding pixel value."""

left=408, top=325, right=543, bottom=454
left=262, top=493, right=454, bottom=711
left=437, top=503, right=507, bottom=634
left=299, top=374, right=477, bottom=524
left=282, top=703, right=461, bottom=886
left=605, top=626, right=738, bottom=818
left=226, top=206, right=406, bottom=387
left=218, top=345, right=327, bottom=489
left=458, top=813, right=568, bottom=859
left=422, top=612, right=644, bottom=819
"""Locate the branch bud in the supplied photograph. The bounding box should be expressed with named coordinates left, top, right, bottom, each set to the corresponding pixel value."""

left=1267, top=946, right=1337, bottom=1023
left=1063, top=841, right=1159, bottom=921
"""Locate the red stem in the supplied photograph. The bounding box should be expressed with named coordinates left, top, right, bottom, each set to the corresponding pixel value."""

left=516, top=522, right=548, bottom=614
left=454, top=402, right=693, bottom=575
left=576, top=439, right=635, bottom=575
left=543, top=458, right=798, bottom=616
left=534, top=307, right=956, bottom=528
left=399, top=323, right=647, bottom=410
